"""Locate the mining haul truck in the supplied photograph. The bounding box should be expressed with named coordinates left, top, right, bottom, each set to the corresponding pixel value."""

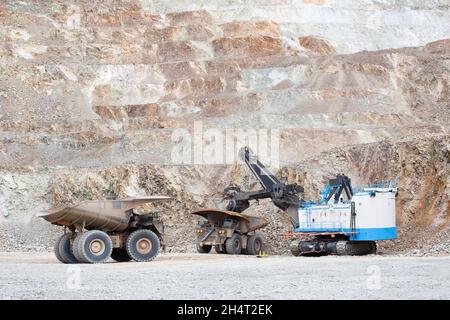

left=38, top=196, right=171, bottom=264
left=212, top=147, right=397, bottom=256
left=192, top=209, right=269, bottom=255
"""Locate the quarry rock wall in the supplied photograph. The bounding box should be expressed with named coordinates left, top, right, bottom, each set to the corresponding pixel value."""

left=0, top=0, right=448, bottom=254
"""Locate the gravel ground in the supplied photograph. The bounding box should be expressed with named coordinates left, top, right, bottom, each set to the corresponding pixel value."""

left=0, top=252, right=449, bottom=300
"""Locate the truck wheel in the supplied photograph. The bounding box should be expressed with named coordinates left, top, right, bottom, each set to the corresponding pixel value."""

left=110, top=249, right=132, bottom=262
left=247, top=234, right=264, bottom=255
left=126, top=229, right=160, bottom=262
left=54, top=233, right=78, bottom=264
left=73, top=230, right=113, bottom=263
left=196, top=243, right=212, bottom=253
left=225, top=233, right=242, bottom=254
left=214, top=245, right=226, bottom=254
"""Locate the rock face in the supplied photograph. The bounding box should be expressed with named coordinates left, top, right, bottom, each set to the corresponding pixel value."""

left=0, top=0, right=448, bottom=254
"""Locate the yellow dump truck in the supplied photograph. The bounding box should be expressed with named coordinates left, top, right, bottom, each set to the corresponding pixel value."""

left=192, top=209, right=269, bottom=255
left=38, top=196, right=171, bottom=264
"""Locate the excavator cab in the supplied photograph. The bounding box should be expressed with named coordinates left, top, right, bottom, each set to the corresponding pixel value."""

left=320, top=174, right=353, bottom=204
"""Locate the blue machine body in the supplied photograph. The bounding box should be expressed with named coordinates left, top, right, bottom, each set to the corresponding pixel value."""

left=295, top=182, right=397, bottom=241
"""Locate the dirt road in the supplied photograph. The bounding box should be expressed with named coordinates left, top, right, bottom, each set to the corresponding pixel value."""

left=0, top=252, right=448, bottom=299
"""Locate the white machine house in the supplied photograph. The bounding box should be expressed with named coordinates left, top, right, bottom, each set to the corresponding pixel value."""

left=292, top=175, right=397, bottom=255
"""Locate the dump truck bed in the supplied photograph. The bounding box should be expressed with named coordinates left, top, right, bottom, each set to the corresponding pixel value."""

left=191, top=208, right=269, bottom=233
left=37, top=196, right=172, bottom=232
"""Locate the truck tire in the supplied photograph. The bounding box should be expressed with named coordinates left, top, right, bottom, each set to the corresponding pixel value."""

left=54, top=233, right=78, bottom=264
left=110, top=249, right=132, bottom=262
left=196, top=243, right=212, bottom=253
left=214, top=244, right=226, bottom=254
left=73, top=230, right=113, bottom=263
left=225, top=233, right=242, bottom=254
left=126, top=229, right=160, bottom=262
left=54, top=235, right=65, bottom=263
left=247, top=234, right=264, bottom=255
